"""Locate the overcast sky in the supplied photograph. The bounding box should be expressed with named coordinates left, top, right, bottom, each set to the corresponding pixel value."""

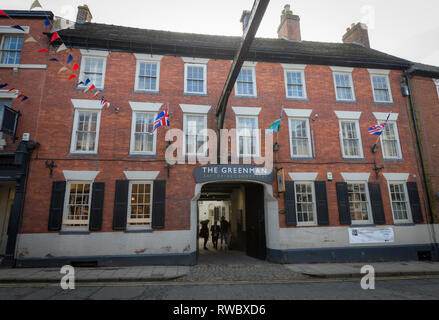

left=2, top=0, right=439, bottom=66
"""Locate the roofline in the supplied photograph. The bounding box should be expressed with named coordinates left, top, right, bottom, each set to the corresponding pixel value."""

left=53, top=33, right=413, bottom=70
left=1, top=10, right=53, bottom=19
left=407, top=68, right=439, bottom=79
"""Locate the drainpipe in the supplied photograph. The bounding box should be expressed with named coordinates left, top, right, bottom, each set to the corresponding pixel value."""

left=404, top=74, right=438, bottom=260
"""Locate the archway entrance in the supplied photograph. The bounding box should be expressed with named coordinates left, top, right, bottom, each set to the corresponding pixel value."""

left=197, top=182, right=266, bottom=262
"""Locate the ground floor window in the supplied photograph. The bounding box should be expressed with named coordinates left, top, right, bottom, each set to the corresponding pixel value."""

left=389, top=182, right=411, bottom=223
left=127, top=181, right=153, bottom=226
left=294, top=182, right=316, bottom=225
left=63, top=182, right=92, bottom=227
left=347, top=182, right=371, bottom=224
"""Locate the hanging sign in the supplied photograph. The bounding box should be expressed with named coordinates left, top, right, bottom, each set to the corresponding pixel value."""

left=194, top=164, right=273, bottom=184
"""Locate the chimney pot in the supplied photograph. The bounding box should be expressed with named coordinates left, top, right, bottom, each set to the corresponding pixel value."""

left=76, top=4, right=93, bottom=24
left=277, top=3, right=301, bottom=41
left=342, top=22, right=370, bottom=48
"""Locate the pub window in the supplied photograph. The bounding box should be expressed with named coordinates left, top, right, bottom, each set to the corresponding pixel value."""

left=294, top=182, right=317, bottom=226
left=127, top=181, right=153, bottom=228
left=347, top=182, right=372, bottom=224
left=388, top=182, right=412, bottom=224
left=63, top=181, right=92, bottom=228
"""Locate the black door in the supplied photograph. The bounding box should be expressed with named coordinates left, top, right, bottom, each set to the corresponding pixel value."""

left=245, top=183, right=266, bottom=260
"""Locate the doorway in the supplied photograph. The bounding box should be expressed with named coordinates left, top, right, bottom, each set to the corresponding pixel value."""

left=0, top=183, right=14, bottom=256
left=197, top=182, right=266, bottom=262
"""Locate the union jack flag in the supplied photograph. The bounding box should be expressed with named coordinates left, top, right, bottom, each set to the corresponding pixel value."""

left=368, top=114, right=391, bottom=135
left=151, top=107, right=169, bottom=133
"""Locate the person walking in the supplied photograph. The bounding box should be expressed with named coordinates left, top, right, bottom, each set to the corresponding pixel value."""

left=199, top=220, right=210, bottom=250
left=220, top=216, right=230, bottom=249
left=210, top=220, right=220, bottom=250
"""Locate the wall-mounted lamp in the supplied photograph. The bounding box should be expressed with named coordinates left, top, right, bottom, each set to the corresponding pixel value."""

left=401, top=78, right=410, bottom=97
left=373, top=161, right=384, bottom=179
left=114, top=107, right=120, bottom=113
left=273, top=142, right=280, bottom=151
left=45, top=160, right=56, bottom=178
left=311, top=113, right=319, bottom=121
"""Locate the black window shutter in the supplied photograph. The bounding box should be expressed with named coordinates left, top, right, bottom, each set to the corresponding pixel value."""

left=407, top=182, right=424, bottom=223
left=336, top=182, right=351, bottom=225
left=113, top=180, right=129, bottom=230
left=284, top=181, right=297, bottom=226
left=89, top=182, right=105, bottom=231
left=152, top=180, right=166, bottom=229
left=368, top=183, right=386, bottom=224
left=315, top=181, right=329, bottom=225
left=48, top=181, right=66, bottom=231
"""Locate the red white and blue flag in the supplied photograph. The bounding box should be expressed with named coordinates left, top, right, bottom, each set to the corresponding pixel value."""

left=368, top=114, right=390, bottom=135
left=151, top=107, right=169, bottom=133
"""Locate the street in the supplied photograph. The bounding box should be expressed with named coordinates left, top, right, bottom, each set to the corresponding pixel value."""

left=0, top=276, right=438, bottom=300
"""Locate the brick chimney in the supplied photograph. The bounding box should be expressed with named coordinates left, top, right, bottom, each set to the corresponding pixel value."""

left=342, top=22, right=370, bottom=48
left=76, top=4, right=92, bottom=24
left=277, top=4, right=301, bottom=41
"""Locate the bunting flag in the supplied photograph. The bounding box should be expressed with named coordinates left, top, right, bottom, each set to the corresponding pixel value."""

left=58, top=66, right=68, bottom=73
left=49, top=58, right=59, bottom=62
left=24, top=36, right=37, bottom=43
left=11, top=25, right=25, bottom=32
left=68, top=74, right=77, bottom=80
left=84, top=78, right=90, bottom=86
left=77, top=81, right=84, bottom=86
left=0, top=83, right=7, bottom=89
left=50, top=32, right=60, bottom=42
left=67, top=54, right=73, bottom=64
left=30, top=0, right=43, bottom=10
left=100, top=96, right=105, bottom=104
left=21, top=96, right=28, bottom=102
left=84, top=84, right=96, bottom=92
left=92, top=91, right=100, bottom=98
left=17, top=94, right=25, bottom=100
left=0, top=10, right=9, bottom=18
left=44, top=17, right=51, bottom=28
left=72, top=63, right=79, bottom=71
left=7, top=88, right=15, bottom=92
left=38, top=48, right=49, bottom=53
left=56, top=43, right=68, bottom=53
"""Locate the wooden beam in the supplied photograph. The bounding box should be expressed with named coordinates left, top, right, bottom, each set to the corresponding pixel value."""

left=215, top=0, right=270, bottom=130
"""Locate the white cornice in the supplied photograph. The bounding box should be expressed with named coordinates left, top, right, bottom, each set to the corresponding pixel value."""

left=383, top=173, right=409, bottom=181
left=281, top=63, right=306, bottom=70
left=80, top=49, right=109, bottom=57
left=63, top=170, right=99, bottom=181
left=124, top=171, right=160, bottom=180
left=182, top=57, right=209, bottom=64
left=0, top=26, right=29, bottom=34
left=373, top=112, right=398, bottom=121
left=284, top=108, right=312, bottom=118
left=367, top=69, right=390, bottom=75
left=71, top=99, right=104, bottom=110
left=0, top=89, right=18, bottom=99
left=341, top=172, right=370, bottom=181
left=179, top=104, right=211, bottom=114
left=334, top=111, right=361, bottom=120
left=133, top=53, right=163, bottom=61
left=232, top=106, right=261, bottom=116
left=242, top=61, right=257, bottom=67
left=129, top=102, right=163, bottom=112
left=330, top=66, right=353, bottom=73
left=288, top=172, right=318, bottom=181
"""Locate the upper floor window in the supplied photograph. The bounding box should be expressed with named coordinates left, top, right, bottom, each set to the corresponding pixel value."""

left=183, top=58, right=208, bottom=95
left=282, top=64, right=307, bottom=99
left=369, top=69, right=393, bottom=103
left=331, top=67, right=355, bottom=101
left=0, top=36, right=23, bottom=64
left=289, top=118, right=312, bottom=158
left=434, top=79, right=439, bottom=99
left=70, top=99, right=103, bottom=154
left=237, top=116, right=259, bottom=157
left=78, top=50, right=108, bottom=90
left=184, top=114, right=207, bottom=156
left=335, top=111, right=363, bottom=159
left=373, top=113, right=402, bottom=160
left=235, top=62, right=257, bottom=97
left=134, top=54, right=162, bottom=93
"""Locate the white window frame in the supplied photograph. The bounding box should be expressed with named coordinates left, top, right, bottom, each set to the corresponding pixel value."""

left=346, top=180, right=373, bottom=225
left=293, top=180, right=317, bottom=226
left=368, top=69, right=393, bottom=103
left=379, top=121, right=402, bottom=160
left=183, top=113, right=208, bottom=157
left=126, top=180, right=154, bottom=230
left=387, top=180, right=412, bottom=224
left=288, top=117, right=312, bottom=158
left=0, top=35, right=24, bottom=65
left=282, top=64, right=307, bottom=99
left=331, top=67, right=355, bottom=102
left=235, top=62, right=257, bottom=97
left=69, top=99, right=103, bottom=154
left=338, top=120, right=364, bottom=159
left=78, top=49, right=109, bottom=90
left=236, top=115, right=260, bottom=158
left=183, top=58, right=208, bottom=95
left=0, top=93, right=15, bottom=149
left=434, top=79, right=439, bottom=99
left=134, top=54, right=162, bottom=93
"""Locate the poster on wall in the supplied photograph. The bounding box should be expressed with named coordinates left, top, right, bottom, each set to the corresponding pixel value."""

left=348, top=227, right=395, bottom=244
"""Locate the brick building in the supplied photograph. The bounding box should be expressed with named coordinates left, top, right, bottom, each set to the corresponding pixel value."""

left=0, top=5, right=438, bottom=267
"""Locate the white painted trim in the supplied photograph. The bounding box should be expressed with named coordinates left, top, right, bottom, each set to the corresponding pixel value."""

left=334, top=111, right=361, bottom=120
left=242, top=61, right=257, bottom=67
left=341, top=172, right=370, bottom=181
left=133, top=54, right=163, bottom=61
left=129, top=111, right=157, bottom=155
left=369, top=73, right=393, bottom=103
left=69, top=109, right=101, bottom=154
left=288, top=118, right=313, bottom=158
left=0, top=64, right=46, bottom=69
left=184, top=63, right=207, bottom=95
left=373, top=112, right=398, bottom=121
left=367, top=69, right=390, bottom=75
left=183, top=113, right=208, bottom=157
left=386, top=181, right=413, bottom=224
left=284, top=68, right=307, bottom=99
left=182, top=57, right=209, bottom=64
left=123, top=171, right=160, bottom=180
left=129, top=102, right=163, bottom=112
left=434, top=79, right=439, bottom=85
left=0, top=26, right=29, bottom=34
left=330, top=66, right=353, bottom=73
left=379, top=121, right=402, bottom=160
left=79, top=49, right=109, bottom=57
left=284, top=108, right=312, bottom=118
left=235, top=65, right=257, bottom=97
left=338, top=119, right=364, bottom=159
left=281, top=63, right=306, bottom=70
left=179, top=104, right=211, bottom=114
left=235, top=115, right=260, bottom=158
left=63, top=170, right=99, bottom=181
left=0, top=90, right=18, bottom=98
left=232, top=106, right=261, bottom=116
left=288, top=172, right=318, bottom=181
left=293, top=181, right=318, bottom=227
left=383, top=173, right=409, bottom=181
left=71, top=99, right=104, bottom=110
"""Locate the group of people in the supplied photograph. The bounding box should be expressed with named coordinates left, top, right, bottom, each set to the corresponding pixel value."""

left=199, top=216, right=230, bottom=250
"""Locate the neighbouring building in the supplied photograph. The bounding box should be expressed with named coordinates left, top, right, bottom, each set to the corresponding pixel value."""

left=0, top=4, right=438, bottom=267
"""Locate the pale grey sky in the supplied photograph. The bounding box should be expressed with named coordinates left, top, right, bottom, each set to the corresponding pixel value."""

left=2, top=0, right=439, bottom=66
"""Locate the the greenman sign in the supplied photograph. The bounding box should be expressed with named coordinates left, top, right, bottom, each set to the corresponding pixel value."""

left=194, top=165, right=274, bottom=184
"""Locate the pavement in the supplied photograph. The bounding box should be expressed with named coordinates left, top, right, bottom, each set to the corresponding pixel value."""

left=0, top=243, right=438, bottom=283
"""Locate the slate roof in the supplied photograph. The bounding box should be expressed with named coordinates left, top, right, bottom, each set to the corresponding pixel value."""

left=409, top=62, right=439, bottom=78
left=57, top=22, right=413, bottom=70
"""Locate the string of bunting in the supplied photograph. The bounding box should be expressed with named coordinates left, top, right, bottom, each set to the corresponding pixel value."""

left=1, top=0, right=111, bottom=108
